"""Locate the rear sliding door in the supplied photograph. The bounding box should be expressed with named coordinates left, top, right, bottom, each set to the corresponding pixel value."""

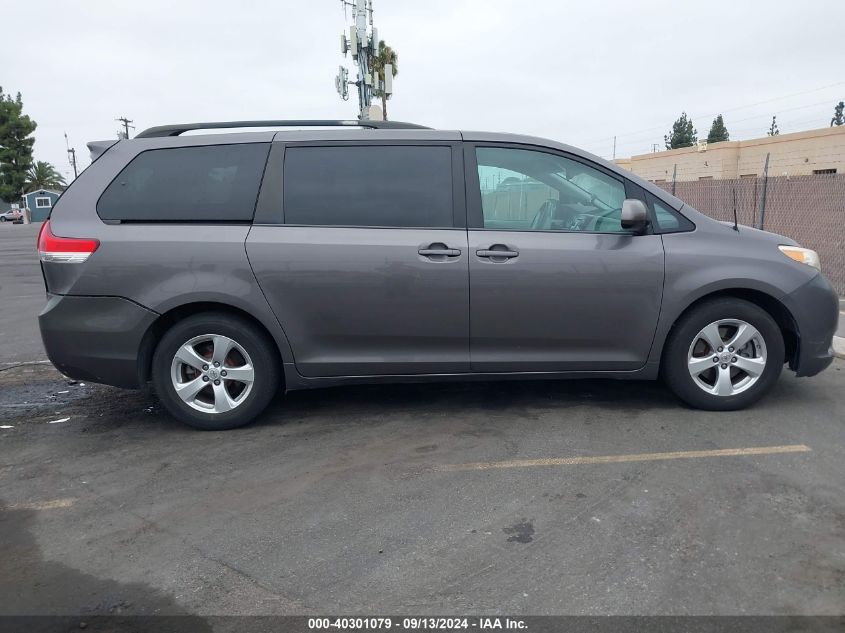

left=246, top=141, right=470, bottom=377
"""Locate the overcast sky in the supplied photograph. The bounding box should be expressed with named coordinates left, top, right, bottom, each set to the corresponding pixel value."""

left=4, top=0, right=844, bottom=181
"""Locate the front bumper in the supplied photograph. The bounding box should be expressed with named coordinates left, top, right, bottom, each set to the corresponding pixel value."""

left=39, top=294, right=158, bottom=388
left=781, top=272, right=839, bottom=377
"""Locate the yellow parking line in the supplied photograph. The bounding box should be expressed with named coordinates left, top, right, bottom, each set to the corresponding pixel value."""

left=436, top=444, right=811, bottom=472
left=5, top=498, right=76, bottom=510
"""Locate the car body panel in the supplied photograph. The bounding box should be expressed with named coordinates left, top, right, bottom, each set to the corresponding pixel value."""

left=467, top=230, right=664, bottom=371
left=247, top=226, right=471, bottom=376
left=39, top=294, right=158, bottom=387
left=646, top=211, right=818, bottom=367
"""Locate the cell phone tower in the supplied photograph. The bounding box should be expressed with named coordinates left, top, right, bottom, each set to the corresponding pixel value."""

left=335, top=0, right=392, bottom=120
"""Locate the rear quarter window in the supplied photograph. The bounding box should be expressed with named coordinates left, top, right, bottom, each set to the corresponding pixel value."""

left=97, top=143, right=270, bottom=222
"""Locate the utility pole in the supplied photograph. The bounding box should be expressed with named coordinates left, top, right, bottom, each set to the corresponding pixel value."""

left=116, top=116, right=135, bottom=139
left=612, top=136, right=617, bottom=160
left=336, top=0, right=391, bottom=120
left=64, top=132, right=78, bottom=180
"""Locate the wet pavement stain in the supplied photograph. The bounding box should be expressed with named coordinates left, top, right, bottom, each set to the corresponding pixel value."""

left=0, top=499, right=213, bottom=630
left=503, top=519, right=535, bottom=544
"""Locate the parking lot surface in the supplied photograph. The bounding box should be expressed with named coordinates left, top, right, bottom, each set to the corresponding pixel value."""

left=1, top=222, right=844, bottom=617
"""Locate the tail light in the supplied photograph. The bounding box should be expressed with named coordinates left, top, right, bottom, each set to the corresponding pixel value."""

left=37, top=220, right=99, bottom=263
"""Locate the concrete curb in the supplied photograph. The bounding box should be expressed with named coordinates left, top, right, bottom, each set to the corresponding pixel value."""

left=834, top=336, right=845, bottom=360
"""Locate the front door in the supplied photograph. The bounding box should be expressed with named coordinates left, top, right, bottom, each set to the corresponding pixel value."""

left=465, top=144, right=665, bottom=373
left=247, top=142, right=470, bottom=377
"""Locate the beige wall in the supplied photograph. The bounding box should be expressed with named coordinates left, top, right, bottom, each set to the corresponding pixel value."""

left=615, top=126, right=845, bottom=182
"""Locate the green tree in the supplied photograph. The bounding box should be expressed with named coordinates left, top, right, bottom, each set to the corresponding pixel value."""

left=831, top=101, right=844, bottom=126
left=26, top=161, right=66, bottom=192
left=0, top=87, right=37, bottom=203
left=706, top=114, right=730, bottom=143
left=768, top=115, right=779, bottom=136
left=664, top=112, right=697, bottom=149
left=371, top=40, right=398, bottom=120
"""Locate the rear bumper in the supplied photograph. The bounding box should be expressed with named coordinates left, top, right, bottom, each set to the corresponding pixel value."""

left=39, top=294, right=158, bottom=388
left=781, top=273, right=839, bottom=377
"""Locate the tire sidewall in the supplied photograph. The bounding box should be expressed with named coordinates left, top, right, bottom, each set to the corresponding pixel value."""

left=152, top=313, right=279, bottom=430
left=663, top=299, right=784, bottom=411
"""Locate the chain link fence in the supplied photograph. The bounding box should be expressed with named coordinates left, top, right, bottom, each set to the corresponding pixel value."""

left=654, top=174, right=845, bottom=295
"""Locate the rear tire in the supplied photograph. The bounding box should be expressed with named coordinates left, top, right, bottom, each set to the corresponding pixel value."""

left=662, top=298, right=784, bottom=411
left=152, top=312, right=281, bottom=430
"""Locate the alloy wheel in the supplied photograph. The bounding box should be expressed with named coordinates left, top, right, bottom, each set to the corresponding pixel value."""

left=687, top=319, right=767, bottom=397
left=170, top=334, right=255, bottom=413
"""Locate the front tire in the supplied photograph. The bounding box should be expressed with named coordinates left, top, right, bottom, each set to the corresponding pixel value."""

left=662, top=298, right=784, bottom=411
left=152, top=313, right=281, bottom=430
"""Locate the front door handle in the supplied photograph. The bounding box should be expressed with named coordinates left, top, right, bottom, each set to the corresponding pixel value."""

left=476, top=247, right=519, bottom=259
left=418, top=243, right=461, bottom=258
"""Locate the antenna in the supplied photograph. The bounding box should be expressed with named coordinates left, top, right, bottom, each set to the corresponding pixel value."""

left=732, top=188, right=739, bottom=231
left=336, top=0, right=386, bottom=120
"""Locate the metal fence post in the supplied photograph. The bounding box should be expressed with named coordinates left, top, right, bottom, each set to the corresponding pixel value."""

left=758, top=152, right=770, bottom=230
left=671, top=164, right=677, bottom=196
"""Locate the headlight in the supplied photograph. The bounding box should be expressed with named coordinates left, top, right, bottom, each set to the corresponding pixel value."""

left=778, top=245, right=821, bottom=271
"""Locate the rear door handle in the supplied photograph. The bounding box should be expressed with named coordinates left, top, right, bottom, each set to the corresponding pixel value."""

left=476, top=248, right=519, bottom=259
left=418, top=244, right=462, bottom=257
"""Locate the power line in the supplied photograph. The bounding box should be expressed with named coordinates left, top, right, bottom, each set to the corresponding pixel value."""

left=63, top=132, right=78, bottom=180
left=591, top=101, right=842, bottom=159
left=588, top=98, right=840, bottom=155
left=571, top=80, right=845, bottom=147
left=115, top=116, right=135, bottom=140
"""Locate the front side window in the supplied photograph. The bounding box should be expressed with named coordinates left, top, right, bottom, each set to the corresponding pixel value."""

left=97, top=143, right=270, bottom=222
left=475, top=147, right=628, bottom=233
left=653, top=200, right=680, bottom=230
left=650, top=196, right=694, bottom=233
left=283, top=145, right=453, bottom=228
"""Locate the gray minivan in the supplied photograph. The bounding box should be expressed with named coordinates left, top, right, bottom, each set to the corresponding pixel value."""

left=37, top=120, right=838, bottom=430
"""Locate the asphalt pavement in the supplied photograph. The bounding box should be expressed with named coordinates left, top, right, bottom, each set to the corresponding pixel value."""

left=1, top=221, right=844, bottom=618
left=0, top=223, right=46, bottom=364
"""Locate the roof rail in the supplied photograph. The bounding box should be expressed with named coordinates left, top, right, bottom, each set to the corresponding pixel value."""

left=135, top=119, right=431, bottom=138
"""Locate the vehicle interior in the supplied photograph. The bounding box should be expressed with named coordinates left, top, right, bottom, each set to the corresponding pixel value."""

left=477, top=148, right=627, bottom=232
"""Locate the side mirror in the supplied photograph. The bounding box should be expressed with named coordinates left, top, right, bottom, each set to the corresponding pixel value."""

left=621, top=199, right=649, bottom=233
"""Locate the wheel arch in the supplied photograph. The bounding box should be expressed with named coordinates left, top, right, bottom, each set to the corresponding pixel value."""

left=137, top=301, right=289, bottom=386
left=658, top=288, right=799, bottom=370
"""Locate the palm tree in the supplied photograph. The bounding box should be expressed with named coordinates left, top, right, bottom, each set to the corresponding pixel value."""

left=26, top=161, right=66, bottom=192
left=371, top=40, right=398, bottom=120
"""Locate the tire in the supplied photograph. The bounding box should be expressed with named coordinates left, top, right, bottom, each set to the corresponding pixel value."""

left=0, top=217, right=6, bottom=222
left=152, top=312, right=281, bottom=430
left=662, top=298, right=784, bottom=411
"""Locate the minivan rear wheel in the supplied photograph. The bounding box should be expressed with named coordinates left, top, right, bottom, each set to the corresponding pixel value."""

left=152, top=313, right=280, bottom=430
left=662, top=298, right=784, bottom=411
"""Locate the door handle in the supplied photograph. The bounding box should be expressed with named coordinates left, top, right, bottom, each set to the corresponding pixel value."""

left=476, top=247, right=519, bottom=259
left=418, top=244, right=461, bottom=257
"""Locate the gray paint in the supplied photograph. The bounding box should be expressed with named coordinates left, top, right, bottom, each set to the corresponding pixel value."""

left=467, top=231, right=664, bottom=372
left=247, top=226, right=470, bottom=377
left=39, top=127, right=838, bottom=393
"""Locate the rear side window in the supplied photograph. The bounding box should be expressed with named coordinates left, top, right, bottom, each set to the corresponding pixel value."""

left=283, top=145, right=453, bottom=227
left=97, top=143, right=270, bottom=222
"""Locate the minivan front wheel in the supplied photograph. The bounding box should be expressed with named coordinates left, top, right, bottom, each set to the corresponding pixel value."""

left=152, top=313, right=280, bottom=430
left=663, top=298, right=784, bottom=410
